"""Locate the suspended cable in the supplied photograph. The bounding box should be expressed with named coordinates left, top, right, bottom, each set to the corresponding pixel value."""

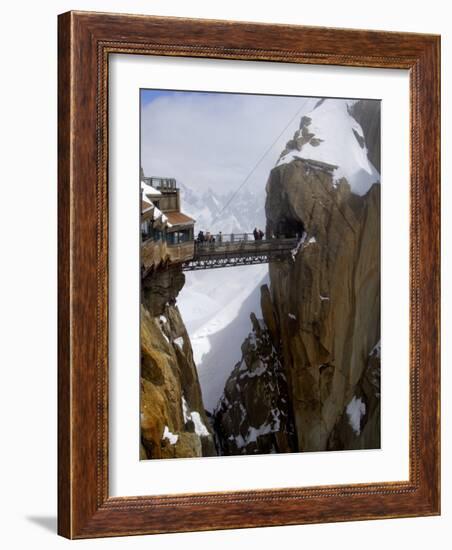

left=211, top=101, right=307, bottom=225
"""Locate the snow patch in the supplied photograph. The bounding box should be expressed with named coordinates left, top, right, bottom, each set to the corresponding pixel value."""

left=174, top=336, right=184, bottom=349
left=158, top=315, right=170, bottom=342
left=181, top=396, right=190, bottom=424
left=191, top=412, right=210, bottom=437
left=370, top=340, right=381, bottom=358
left=241, top=360, right=266, bottom=379
left=247, top=424, right=272, bottom=443
left=346, top=396, right=366, bottom=436
left=141, top=180, right=162, bottom=197
left=288, top=313, right=297, bottom=320
left=181, top=396, right=210, bottom=437
left=235, top=408, right=282, bottom=448
left=319, top=294, right=330, bottom=301
left=291, top=232, right=307, bottom=260
left=277, top=99, right=380, bottom=196
left=153, top=206, right=168, bottom=224
left=162, top=426, right=178, bottom=445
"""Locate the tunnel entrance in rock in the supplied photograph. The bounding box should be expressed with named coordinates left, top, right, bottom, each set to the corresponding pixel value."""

left=275, top=217, right=305, bottom=239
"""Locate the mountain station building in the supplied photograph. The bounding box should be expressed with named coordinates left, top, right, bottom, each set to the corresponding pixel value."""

left=141, top=176, right=195, bottom=274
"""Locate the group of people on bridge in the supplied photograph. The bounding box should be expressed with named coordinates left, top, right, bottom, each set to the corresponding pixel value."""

left=195, top=228, right=267, bottom=244
left=196, top=230, right=217, bottom=243
left=253, top=227, right=265, bottom=240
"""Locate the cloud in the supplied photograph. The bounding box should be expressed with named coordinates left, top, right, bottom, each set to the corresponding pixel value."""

left=140, top=91, right=315, bottom=196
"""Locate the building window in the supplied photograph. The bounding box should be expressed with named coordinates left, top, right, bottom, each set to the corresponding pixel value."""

left=166, top=229, right=193, bottom=244
left=141, top=220, right=155, bottom=241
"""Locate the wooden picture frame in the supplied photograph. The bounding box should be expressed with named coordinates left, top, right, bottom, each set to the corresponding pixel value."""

left=58, top=11, right=440, bottom=539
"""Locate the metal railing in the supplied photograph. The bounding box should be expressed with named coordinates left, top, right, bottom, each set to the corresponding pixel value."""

left=195, top=232, right=269, bottom=245
left=142, top=231, right=299, bottom=250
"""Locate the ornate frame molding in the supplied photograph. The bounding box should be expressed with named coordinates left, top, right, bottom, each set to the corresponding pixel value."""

left=58, top=11, right=440, bottom=538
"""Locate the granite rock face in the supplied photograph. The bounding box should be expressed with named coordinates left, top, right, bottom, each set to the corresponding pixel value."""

left=349, top=99, right=381, bottom=173
left=141, top=266, right=185, bottom=317
left=327, top=342, right=381, bottom=450
left=215, top=99, right=381, bottom=453
left=140, top=267, right=216, bottom=459
left=264, top=109, right=381, bottom=451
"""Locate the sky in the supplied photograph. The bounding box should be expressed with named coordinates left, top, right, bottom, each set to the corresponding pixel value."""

left=140, top=89, right=316, bottom=196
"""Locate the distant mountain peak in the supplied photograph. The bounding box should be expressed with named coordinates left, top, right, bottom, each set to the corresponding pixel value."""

left=179, top=182, right=266, bottom=234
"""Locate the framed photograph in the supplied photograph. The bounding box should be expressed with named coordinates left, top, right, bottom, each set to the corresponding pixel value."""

left=58, top=11, right=440, bottom=538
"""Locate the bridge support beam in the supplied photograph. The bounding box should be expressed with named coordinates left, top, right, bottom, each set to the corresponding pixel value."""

left=182, top=252, right=291, bottom=271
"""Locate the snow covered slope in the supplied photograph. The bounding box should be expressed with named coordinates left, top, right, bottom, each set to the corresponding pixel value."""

left=277, top=99, right=380, bottom=196
left=178, top=265, right=268, bottom=411
left=177, top=179, right=269, bottom=412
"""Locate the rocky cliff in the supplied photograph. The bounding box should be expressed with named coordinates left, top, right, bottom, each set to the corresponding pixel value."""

left=214, top=99, right=381, bottom=453
left=265, top=169, right=380, bottom=451
left=214, top=310, right=295, bottom=455
left=140, top=266, right=216, bottom=459
left=349, top=100, right=381, bottom=173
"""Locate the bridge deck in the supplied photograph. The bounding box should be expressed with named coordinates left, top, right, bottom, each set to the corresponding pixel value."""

left=182, top=237, right=298, bottom=271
